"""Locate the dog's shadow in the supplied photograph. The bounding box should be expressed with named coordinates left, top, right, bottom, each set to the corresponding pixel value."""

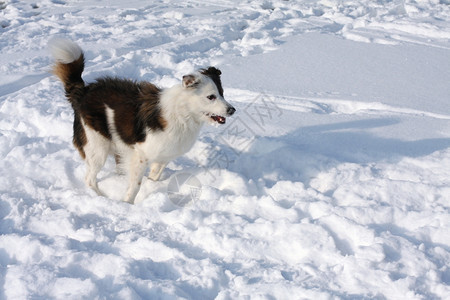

left=195, top=117, right=450, bottom=194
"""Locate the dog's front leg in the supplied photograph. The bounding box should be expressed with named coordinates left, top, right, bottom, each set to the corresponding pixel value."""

left=124, top=151, right=147, bottom=204
left=148, top=162, right=167, bottom=181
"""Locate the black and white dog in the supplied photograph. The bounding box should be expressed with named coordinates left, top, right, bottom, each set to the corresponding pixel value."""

left=49, top=39, right=235, bottom=204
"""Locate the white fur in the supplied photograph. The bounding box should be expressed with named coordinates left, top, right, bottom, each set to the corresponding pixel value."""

left=48, top=38, right=82, bottom=64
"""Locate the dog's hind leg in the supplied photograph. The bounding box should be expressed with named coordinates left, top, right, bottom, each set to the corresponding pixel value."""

left=83, top=128, right=110, bottom=196
left=85, top=159, right=105, bottom=196
left=84, top=150, right=108, bottom=196
left=124, top=150, right=148, bottom=204
left=148, top=162, right=167, bottom=181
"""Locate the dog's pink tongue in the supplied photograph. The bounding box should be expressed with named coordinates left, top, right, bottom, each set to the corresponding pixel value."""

left=212, top=115, right=226, bottom=124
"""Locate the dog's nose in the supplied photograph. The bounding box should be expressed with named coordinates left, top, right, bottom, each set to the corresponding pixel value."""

left=227, top=106, right=236, bottom=116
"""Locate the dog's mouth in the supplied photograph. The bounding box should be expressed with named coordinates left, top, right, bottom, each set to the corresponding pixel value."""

left=204, top=113, right=226, bottom=124
left=211, top=114, right=226, bottom=124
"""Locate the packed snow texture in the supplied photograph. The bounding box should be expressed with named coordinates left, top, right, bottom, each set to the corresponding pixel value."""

left=1, top=0, right=450, bottom=299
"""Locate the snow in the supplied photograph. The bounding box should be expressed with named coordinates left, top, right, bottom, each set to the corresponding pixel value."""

left=1, top=0, right=449, bottom=299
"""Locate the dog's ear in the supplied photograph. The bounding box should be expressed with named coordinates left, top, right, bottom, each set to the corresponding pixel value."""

left=182, top=74, right=200, bottom=88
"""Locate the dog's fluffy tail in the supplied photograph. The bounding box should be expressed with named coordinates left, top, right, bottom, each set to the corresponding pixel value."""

left=49, top=38, right=85, bottom=108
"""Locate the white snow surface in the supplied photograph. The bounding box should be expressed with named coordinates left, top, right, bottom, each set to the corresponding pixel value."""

left=1, top=0, right=450, bottom=299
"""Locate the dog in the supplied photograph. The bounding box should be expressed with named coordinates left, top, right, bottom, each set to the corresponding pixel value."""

left=49, top=38, right=235, bottom=204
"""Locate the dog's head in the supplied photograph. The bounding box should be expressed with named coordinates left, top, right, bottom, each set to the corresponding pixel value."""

left=182, top=67, right=235, bottom=125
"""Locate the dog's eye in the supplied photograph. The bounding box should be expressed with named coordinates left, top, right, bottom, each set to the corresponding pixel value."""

left=207, top=94, right=216, bottom=101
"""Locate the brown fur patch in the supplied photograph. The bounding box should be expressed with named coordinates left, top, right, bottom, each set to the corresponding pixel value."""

left=53, top=54, right=85, bottom=105
left=79, top=77, right=165, bottom=144
left=137, top=81, right=166, bottom=132
left=114, top=154, right=121, bottom=165
left=158, top=116, right=168, bottom=129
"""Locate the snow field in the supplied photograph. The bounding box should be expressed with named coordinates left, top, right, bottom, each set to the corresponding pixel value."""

left=1, top=0, right=450, bottom=299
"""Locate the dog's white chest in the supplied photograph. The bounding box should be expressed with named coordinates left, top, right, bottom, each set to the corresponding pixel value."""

left=142, top=123, right=201, bottom=162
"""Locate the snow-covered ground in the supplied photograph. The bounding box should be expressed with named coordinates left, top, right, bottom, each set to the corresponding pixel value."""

left=1, top=0, right=449, bottom=299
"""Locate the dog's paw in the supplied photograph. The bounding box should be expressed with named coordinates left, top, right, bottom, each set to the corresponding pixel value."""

left=123, top=197, right=135, bottom=205
left=148, top=174, right=161, bottom=181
